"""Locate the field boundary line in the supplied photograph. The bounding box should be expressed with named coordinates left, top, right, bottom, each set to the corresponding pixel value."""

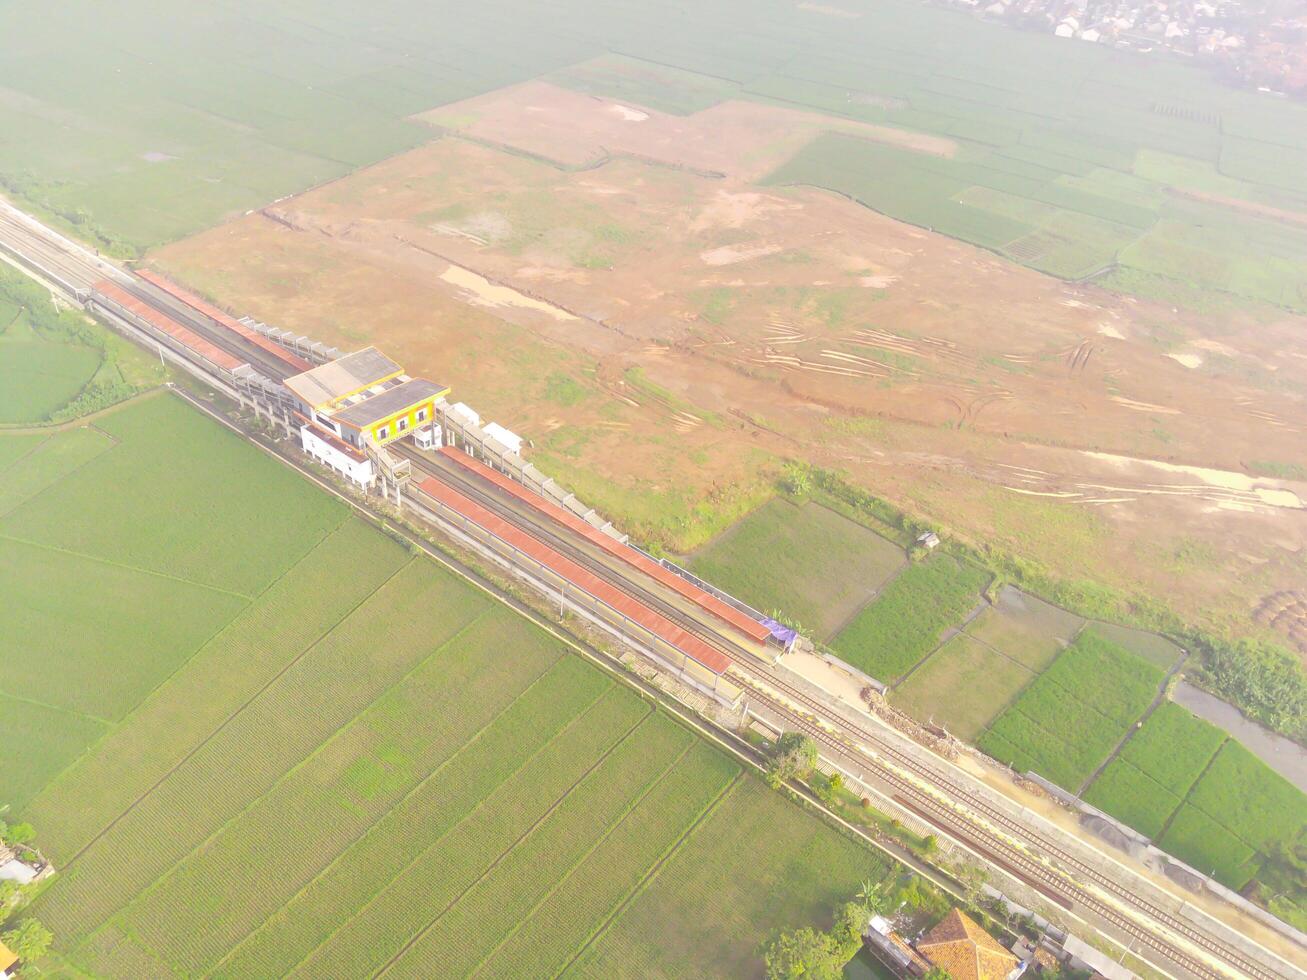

left=0, top=432, right=49, bottom=477
left=276, top=682, right=629, bottom=978
left=24, top=517, right=404, bottom=844
left=550, top=771, right=744, bottom=978
left=371, top=711, right=658, bottom=978
left=0, top=385, right=164, bottom=435
left=0, top=532, right=258, bottom=602
left=0, top=688, right=113, bottom=727
left=1153, top=737, right=1231, bottom=845
left=56, top=555, right=416, bottom=869
left=91, top=603, right=501, bottom=958
left=208, top=654, right=611, bottom=976
left=462, top=738, right=700, bottom=977
left=41, top=513, right=366, bottom=781
left=0, top=427, right=118, bottom=518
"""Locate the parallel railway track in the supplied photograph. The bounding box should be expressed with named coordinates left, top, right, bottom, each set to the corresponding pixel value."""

left=0, top=205, right=1297, bottom=980
left=400, top=444, right=1289, bottom=980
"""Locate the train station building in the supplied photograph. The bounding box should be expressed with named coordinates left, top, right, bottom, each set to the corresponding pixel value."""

left=286, top=347, right=449, bottom=485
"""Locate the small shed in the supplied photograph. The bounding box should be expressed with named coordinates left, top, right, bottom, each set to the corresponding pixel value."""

left=916, top=530, right=941, bottom=550
left=0, top=940, right=16, bottom=980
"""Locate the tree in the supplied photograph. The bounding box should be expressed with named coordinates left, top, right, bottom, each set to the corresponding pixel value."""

left=832, top=901, right=868, bottom=955
left=922, top=968, right=952, bottom=980
left=855, top=879, right=888, bottom=917
left=3, top=823, right=34, bottom=847
left=765, top=732, right=818, bottom=789
left=2, top=918, right=53, bottom=963
left=764, top=927, right=845, bottom=980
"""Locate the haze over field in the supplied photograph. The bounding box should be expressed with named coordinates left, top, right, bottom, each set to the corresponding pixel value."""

left=3, top=0, right=1307, bottom=972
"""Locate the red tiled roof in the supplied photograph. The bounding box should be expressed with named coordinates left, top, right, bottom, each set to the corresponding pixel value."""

left=439, top=447, right=772, bottom=643
left=93, top=280, right=246, bottom=373
left=135, top=269, right=314, bottom=373
left=418, top=475, right=731, bottom=675
left=917, top=909, right=1019, bottom=980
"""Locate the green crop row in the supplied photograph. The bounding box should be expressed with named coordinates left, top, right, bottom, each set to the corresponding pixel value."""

left=22, top=517, right=409, bottom=860
left=831, top=552, right=991, bottom=682
left=109, top=610, right=567, bottom=976
left=1082, top=759, right=1182, bottom=840
left=978, top=629, right=1161, bottom=791
left=476, top=744, right=738, bottom=979
left=383, top=716, right=694, bottom=977
left=285, top=691, right=653, bottom=979
left=213, top=659, right=614, bottom=979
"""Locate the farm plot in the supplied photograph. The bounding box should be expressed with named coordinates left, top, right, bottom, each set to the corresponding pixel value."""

left=891, top=633, right=1035, bottom=741
left=830, top=553, right=990, bottom=683
left=0, top=425, right=116, bottom=517
left=0, top=695, right=109, bottom=811
left=966, top=585, right=1084, bottom=671
left=979, top=628, right=1164, bottom=791
left=689, top=497, right=904, bottom=638
left=568, top=777, right=893, bottom=979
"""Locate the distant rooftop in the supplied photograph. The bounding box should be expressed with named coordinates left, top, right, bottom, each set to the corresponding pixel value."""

left=332, top=378, right=449, bottom=429
left=284, top=347, right=402, bottom=407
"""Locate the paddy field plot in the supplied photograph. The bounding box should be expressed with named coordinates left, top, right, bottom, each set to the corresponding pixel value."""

left=8, top=394, right=903, bottom=978
left=830, top=553, right=990, bottom=683
left=892, top=586, right=1085, bottom=738
left=0, top=313, right=102, bottom=424
left=891, top=634, right=1036, bottom=742
left=978, top=628, right=1164, bottom=792
left=688, top=497, right=903, bottom=638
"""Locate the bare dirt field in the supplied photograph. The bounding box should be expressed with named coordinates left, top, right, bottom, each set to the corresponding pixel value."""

left=149, top=81, right=1307, bottom=654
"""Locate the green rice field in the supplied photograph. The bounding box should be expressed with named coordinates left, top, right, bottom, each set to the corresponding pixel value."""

left=978, top=628, right=1163, bottom=792
left=4, top=393, right=900, bottom=977
left=0, top=314, right=102, bottom=424
left=688, top=497, right=904, bottom=638
left=830, top=552, right=990, bottom=682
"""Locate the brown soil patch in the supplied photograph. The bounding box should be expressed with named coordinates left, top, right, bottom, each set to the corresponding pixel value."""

left=150, top=97, right=1307, bottom=653
left=417, top=80, right=955, bottom=181
left=1255, top=591, right=1307, bottom=654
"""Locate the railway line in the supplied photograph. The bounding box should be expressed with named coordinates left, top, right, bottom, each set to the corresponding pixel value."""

left=1, top=201, right=1301, bottom=980
left=396, top=443, right=1293, bottom=980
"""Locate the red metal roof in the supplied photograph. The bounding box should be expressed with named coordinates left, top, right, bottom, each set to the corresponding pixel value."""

left=93, top=280, right=246, bottom=373
left=417, top=475, right=731, bottom=675
left=135, top=269, right=314, bottom=374
left=438, top=446, right=772, bottom=643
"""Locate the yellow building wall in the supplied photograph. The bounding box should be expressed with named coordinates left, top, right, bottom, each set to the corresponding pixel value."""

left=369, top=398, right=437, bottom=445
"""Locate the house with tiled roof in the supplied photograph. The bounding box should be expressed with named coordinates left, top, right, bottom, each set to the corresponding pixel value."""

left=916, top=909, right=1021, bottom=980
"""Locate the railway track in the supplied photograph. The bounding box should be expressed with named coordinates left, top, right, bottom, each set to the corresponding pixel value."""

left=402, top=445, right=1292, bottom=980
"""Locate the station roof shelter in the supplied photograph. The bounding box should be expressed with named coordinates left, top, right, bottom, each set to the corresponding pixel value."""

left=285, top=347, right=449, bottom=449
left=284, top=347, right=403, bottom=411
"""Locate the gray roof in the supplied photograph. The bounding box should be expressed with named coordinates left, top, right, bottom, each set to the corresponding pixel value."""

left=333, top=378, right=448, bottom=429
left=284, top=347, right=402, bottom=407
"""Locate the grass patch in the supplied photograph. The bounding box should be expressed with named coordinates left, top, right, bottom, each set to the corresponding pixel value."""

left=689, top=498, right=903, bottom=637
left=0, top=695, right=109, bottom=810
left=892, top=633, right=1035, bottom=741
left=830, top=553, right=990, bottom=683
left=1158, top=804, right=1259, bottom=887
left=0, top=313, right=102, bottom=423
